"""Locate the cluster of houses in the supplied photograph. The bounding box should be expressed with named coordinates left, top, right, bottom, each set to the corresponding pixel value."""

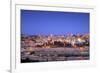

left=21, top=33, right=89, bottom=49
left=21, top=34, right=89, bottom=62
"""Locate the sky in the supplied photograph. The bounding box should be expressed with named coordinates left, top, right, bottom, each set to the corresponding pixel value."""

left=21, top=10, right=89, bottom=35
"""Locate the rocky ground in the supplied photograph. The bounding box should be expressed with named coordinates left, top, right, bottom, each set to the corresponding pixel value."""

left=21, top=47, right=89, bottom=63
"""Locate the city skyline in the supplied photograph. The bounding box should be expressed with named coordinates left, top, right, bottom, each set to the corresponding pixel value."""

left=21, top=10, right=90, bottom=35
